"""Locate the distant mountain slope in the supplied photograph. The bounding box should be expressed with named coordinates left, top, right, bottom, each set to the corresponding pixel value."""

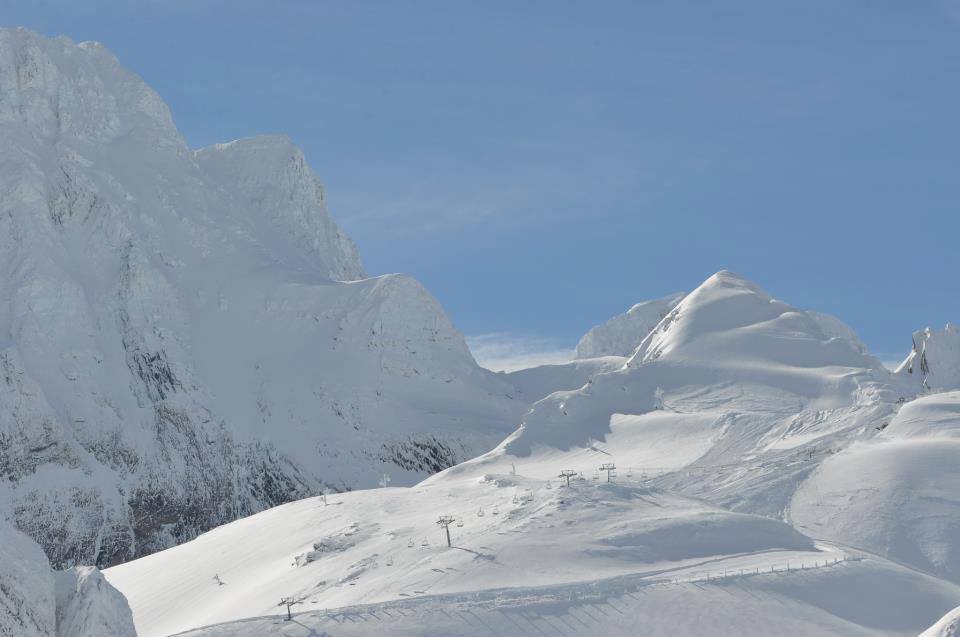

left=0, top=27, right=524, bottom=569
left=502, top=355, right=626, bottom=403
left=575, top=293, right=685, bottom=359
left=442, top=271, right=907, bottom=519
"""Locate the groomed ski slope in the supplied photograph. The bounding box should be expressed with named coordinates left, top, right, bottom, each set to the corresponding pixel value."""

left=106, top=474, right=960, bottom=637
left=176, top=556, right=960, bottom=637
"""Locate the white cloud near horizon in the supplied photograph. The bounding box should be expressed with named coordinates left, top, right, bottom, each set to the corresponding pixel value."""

left=466, top=333, right=574, bottom=373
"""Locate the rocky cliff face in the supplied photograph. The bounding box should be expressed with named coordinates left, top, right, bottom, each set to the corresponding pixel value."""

left=0, top=27, right=523, bottom=569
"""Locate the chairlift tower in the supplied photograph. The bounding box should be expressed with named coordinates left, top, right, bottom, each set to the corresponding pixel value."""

left=437, top=515, right=456, bottom=547
left=279, top=596, right=303, bottom=621
left=599, top=462, right=617, bottom=483
left=558, top=469, right=577, bottom=487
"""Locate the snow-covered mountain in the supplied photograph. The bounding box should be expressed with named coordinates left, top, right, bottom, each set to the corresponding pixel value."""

left=7, top=24, right=960, bottom=637
left=0, top=27, right=524, bottom=571
left=103, top=270, right=960, bottom=636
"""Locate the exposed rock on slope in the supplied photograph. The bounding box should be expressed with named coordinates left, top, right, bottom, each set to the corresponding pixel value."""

left=0, top=27, right=523, bottom=569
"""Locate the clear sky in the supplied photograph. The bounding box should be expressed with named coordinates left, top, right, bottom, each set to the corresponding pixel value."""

left=4, top=1, right=959, bottom=370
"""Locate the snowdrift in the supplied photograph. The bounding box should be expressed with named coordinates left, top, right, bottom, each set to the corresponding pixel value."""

left=791, top=391, right=960, bottom=582
left=0, top=521, right=134, bottom=636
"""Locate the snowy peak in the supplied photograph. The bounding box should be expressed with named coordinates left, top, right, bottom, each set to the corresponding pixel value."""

left=895, top=324, right=960, bottom=392
left=0, top=28, right=179, bottom=146
left=196, top=135, right=365, bottom=281
left=575, top=292, right=684, bottom=359
left=630, top=270, right=876, bottom=369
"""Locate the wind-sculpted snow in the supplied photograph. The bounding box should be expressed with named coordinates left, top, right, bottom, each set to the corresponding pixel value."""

left=0, top=27, right=523, bottom=570
left=575, top=293, right=684, bottom=359
left=896, top=324, right=960, bottom=392
left=791, top=391, right=960, bottom=583
left=0, top=521, right=134, bottom=637
left=54, top=567, right=136, bottom=637
left=504, top=355, right=626, bottom=403
left=923, top=606, right=960, bottom=637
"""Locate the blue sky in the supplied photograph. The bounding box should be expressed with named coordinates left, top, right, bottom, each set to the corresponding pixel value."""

left=4, top=1, right=959, bottom=369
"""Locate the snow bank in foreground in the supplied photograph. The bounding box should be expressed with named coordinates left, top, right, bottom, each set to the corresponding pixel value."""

left=0, top=520, right=134, bottom=636
left=178, top=555, right=960, bottom=637
left=55, top=567, right=136, bottom=637
left=0, top=521, right=55, bottom=636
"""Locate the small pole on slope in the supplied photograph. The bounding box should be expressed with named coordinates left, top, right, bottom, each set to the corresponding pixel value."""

left=437, top=515, right=456, bottom=547
left=599, top=462, right=617, bottom=483
left=379, top=473, right=391, bottom=489
left=559, top=469, right=577, bottom=487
